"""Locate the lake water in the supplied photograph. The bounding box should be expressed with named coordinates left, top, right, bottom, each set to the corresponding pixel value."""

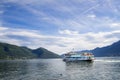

left=0, top=57, right=120, bottom=80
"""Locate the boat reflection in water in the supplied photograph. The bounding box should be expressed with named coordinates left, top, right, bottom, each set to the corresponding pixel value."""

left=65, top=61, right=93, bottom=72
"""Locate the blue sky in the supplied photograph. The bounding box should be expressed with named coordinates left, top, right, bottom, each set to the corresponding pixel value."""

left=0, top=0, right=120, bottom=54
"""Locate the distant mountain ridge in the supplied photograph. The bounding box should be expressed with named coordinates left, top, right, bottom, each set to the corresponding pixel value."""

left=32, top=47, right=60, bottom=58
left=80, top=40, right=120, bottom=57
left=0, top=42, right=60, bottom=59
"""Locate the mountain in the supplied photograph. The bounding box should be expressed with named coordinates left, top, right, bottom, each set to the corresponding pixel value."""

left=32, top=48, right=60, bottom=58
left=90, top=40, right=120, bottom=57
left=79, top=40, right=120, bottom=57
left=0, top=42, right=60, bottom=59
left=0, top=42, right=36, bottom=59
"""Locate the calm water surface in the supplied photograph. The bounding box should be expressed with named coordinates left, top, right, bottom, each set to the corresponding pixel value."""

left=0, top=57, right=120, bottom=80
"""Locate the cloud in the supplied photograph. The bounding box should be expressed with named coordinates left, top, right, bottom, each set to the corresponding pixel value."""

left=1, top=0, right=119, bottom=31
left=0, top=27, right=8, bottom=30
left=110, top=22, right=120, bottom=28
left=0, top=26, right=119, bottom=54
left=81, top=4, right=100, bottom=14
left=87, top=14, right=96, bottom=18
left=104, top=30, right=120, bottom=39
left=59, top=29, right=79, bottom=35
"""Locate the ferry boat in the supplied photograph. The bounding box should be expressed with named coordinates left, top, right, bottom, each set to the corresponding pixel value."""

left=63, top=52, right=95, bottom=62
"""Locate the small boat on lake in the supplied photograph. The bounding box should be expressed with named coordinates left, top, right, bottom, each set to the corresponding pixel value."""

left=62, top=52, right=95, bottom=62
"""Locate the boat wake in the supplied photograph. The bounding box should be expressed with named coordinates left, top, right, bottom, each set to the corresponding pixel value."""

left=95, top=59, right=120, bottom=62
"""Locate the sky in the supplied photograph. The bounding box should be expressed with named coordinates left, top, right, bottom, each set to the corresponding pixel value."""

left=0, top=0, right=120, bottom=54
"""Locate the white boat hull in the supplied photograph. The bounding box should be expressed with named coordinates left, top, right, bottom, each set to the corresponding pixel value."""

left=63, top=57, right=94, bottom=62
